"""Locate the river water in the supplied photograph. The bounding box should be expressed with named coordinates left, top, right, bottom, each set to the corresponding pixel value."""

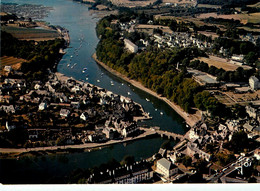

left=0, top=0, right=186, bottom=183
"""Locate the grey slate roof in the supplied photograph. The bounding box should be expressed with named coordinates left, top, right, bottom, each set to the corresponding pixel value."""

left=158, top=158, right=171, bottom=170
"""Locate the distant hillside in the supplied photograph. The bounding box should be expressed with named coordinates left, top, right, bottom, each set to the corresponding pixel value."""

left=197, top=0, right=259, bottom=6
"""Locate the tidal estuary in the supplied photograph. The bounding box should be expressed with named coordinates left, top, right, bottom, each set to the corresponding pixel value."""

left=0, top=0, right=187, bottom=183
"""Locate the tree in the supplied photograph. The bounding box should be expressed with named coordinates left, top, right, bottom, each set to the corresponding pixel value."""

left=160, top=140, right=171, bottom=150
left=182, top=156, right=192, bottom=167
left=120, top=155, right=135, bottom=166
left=244, top=51, right=258, bottom=66
left=228, top=130, right=249, bottom=153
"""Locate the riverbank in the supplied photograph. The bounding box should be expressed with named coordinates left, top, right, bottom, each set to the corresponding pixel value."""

left=92, top=53, right=202, bottom=127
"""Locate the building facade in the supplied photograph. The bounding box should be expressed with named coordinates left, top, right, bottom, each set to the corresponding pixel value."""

left=156, top=158, right=178, bottom=178
left=124, top=39, right=138, bottom=53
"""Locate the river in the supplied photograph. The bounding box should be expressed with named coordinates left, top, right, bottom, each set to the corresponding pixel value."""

left=0, top=0, right=186, bottom=183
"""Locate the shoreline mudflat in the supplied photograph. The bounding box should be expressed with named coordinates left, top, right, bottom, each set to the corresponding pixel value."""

left=92, top=53, right=201, bottom=127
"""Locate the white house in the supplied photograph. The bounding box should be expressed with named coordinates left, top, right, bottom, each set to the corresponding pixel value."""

left=60, top=109, right=70, bottom=117
left=80, top=112, right=88, bottom=121
left=4, top=66, right=12, bottom=72
left=124, top=39, right=138, bottom=53
left=156, top=158, right=178, bottom=178
left=249, top=76, right=260, bottom=90
left=38, top=102, right=47, bottom=110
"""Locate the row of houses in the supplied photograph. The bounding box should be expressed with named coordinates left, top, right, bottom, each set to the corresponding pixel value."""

left=87, top=160, right=153, bottom=184
left=87, top=156, right=182, bottom=184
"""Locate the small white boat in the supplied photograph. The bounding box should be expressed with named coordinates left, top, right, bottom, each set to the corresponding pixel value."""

left=121, top=83, right=124, bottom=86
left=97, top=80, right=100, bottom=82
left=146, top=98, right=150, bottom=102
left=82, top=68, right=87, bottom=73
left=71, top=63, right=77, bottom=69
left=160, top=112, right=163, bottom=115
left=111, top=83, right=114, bottom=86
left=127, top=92, right=131, bottom=95
left=155, top=109, right=157, bottom=111
left=86, top=78, right=89, bottom=80
left=71, top=55, right=73, bottom=58
left=67, top=63, right=70, bottom=67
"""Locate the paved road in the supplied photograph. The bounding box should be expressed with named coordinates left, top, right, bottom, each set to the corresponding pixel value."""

left=208, top=153, right=256, bottom=183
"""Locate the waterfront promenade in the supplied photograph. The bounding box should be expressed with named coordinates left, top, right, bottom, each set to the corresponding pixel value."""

left=0, top=127, right=157, bottom=154
left=0, top=127, right=189, bottom=154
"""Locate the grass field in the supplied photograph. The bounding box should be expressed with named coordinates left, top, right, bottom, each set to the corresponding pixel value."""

left=1, top=26, right=60, bottom=41
left=197, top=56, right=252, bottom=71
left=197, top=12, right=260, bottom=24
left=0, top=56, right=27, bottom=70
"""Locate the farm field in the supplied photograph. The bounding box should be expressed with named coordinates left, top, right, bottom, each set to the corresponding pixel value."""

left=0, top=56, right=27, bottom=71
left=214, top=90, right=260, bottom=106
left=135, top=24, right=173, bottom=34
left=197, top=56, right=252, bottom=71
left=197, top=4, right=221, bottom=8
left=154, top=15, right=226, bottom=29
left=1, top=26, right=60, bottom=41
left=162, top=0, right=196, bottom=6
left=197, top=12, right=260, bottom=24
left=109, top=0, right=156, bottom=8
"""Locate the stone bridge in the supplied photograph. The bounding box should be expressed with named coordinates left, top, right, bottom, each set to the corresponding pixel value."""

left=140, top=127, right=185, bottom=141
left=155, top=130, right=184, bottom=140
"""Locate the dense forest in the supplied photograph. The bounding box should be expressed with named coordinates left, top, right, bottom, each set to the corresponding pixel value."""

left=1, top=31, right=65, bottom=81
left=95, top=16, right=228, bottom=117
